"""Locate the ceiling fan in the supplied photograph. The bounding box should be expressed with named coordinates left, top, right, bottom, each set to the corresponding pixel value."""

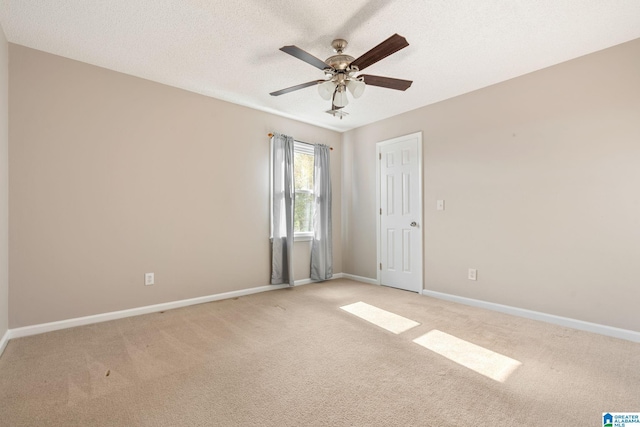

left=270, top=34, right=412, bottom=119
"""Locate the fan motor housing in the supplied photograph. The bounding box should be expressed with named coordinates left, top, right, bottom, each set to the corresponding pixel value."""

left=326, top=38, right=353, bottom=71
left=325, top=54, right=355, bottom=71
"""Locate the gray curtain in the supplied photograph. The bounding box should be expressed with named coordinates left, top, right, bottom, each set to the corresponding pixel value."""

left=271, top=133, right=295, bottom=286
left=310, top=144, right=333, bottom=281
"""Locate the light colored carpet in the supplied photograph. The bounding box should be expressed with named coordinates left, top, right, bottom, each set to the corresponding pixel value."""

left=1, top=279, right=638, bottom=426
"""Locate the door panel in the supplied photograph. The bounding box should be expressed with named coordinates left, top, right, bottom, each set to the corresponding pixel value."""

left=379, top=133, right=422, bottom=292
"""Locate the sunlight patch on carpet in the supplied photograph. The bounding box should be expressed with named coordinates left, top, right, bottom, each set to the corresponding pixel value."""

left=340, top=302, right=420, bottom=334
left=413, top=330, right=522, bottom=382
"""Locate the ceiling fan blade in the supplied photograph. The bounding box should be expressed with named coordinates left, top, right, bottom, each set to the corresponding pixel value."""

left=270, top=80, right=323, bottom=96
left=351, top=34, right=409, bottom=71
left=280, top=45, right=329, bottom=70
left=360, top=75, right=413, bottom=91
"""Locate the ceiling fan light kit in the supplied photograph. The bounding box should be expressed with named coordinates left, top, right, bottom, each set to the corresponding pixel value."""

left=318, top=80, right=337, bottom=100
left=270, top=34, right=413, bottom=119
left=347, top=79, right=366, bottom=98
left=333, top=85, right=349, bottom=108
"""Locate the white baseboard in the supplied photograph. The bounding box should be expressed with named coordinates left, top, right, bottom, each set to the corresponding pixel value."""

left=422, top=289, right=640, bottom=343
left=8, top=283, right=289, bottom=340
left=0, top=329, right=9, bottom=358
left=294, top=273, right=344, bottom=286
left=341, top=273, right=379, bottom=286
left=5, top=274, right=349, bottom=344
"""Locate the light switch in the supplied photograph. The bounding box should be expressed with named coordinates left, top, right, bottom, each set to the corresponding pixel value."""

left=145, top=273, right=154, bottom=286
left=437, top=200, right=445, bottom=211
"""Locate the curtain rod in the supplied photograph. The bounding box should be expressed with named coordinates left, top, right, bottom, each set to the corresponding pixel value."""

left=268, top=133, right=333, bottom=151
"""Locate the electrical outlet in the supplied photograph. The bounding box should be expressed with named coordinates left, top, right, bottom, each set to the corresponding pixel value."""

left=468, top=269, right=477, bottom=281
left=145, top=273, right=154, bottom=286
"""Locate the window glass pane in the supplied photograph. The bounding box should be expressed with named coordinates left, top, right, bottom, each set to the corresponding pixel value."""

left=294, top=148, right=314, bottom=233
left=295, top=192, right=313, bottom=233
left=294, top=151, right=314, bottom=192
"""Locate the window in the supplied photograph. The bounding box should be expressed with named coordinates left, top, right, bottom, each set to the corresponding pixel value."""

left=293, top=141, right=314, bottom=239
left=270, top=137, right=315, bottom=242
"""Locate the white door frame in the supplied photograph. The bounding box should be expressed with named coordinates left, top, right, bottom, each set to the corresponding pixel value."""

left=376, top=132, right=423, bottom=290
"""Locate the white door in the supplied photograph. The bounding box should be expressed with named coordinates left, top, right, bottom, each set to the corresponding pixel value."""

left=377, top=132, right=423, bottom=292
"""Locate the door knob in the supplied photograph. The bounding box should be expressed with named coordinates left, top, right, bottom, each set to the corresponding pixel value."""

left=410, top=221, right=417, bottom=227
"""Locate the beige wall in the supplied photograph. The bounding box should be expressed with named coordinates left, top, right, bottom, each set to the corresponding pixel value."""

left=0, top=24, right=8, bottom=337
left=7, top=38, right=639, bottom=333
left=343, top=38, right=640, bottom=332
left=9, top=44, right=342, bottom=328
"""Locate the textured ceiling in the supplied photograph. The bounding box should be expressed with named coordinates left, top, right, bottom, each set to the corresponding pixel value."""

left=1, top=1, right=640, bottom=132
